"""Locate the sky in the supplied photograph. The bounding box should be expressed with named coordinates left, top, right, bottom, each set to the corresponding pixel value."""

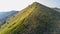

left=0, top=0, right=60, bottom=12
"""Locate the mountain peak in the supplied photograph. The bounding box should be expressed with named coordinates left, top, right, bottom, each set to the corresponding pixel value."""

left=1, top=2, right=60, bottom=34
left=30, top=2, right=45, bottom=8
left=32, top=2, right=40, bottom=5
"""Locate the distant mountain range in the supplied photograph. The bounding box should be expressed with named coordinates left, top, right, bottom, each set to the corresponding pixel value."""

left=0, top=10, right=18, bottom=19
left=53, top=8, right=60, bottom=12
left=0, top=10, right=18, bottom=26
left=0, top=2, right=60, bottom=34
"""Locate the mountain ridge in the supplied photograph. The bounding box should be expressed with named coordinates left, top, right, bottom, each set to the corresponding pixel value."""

left=0, top=2, right=60, bottom=34
left=53, top=8, right=60, bottom=12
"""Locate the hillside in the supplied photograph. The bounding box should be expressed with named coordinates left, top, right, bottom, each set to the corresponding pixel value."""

left=0, top=2, right=60, bottom=34
left=0, top=11, right=18, bottom=26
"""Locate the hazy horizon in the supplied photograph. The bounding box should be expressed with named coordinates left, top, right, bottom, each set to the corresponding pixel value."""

left=0, top=0, right=60, bottom=12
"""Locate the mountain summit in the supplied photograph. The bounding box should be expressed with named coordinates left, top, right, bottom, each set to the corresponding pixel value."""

left=0, top=2, right=60, bottom=34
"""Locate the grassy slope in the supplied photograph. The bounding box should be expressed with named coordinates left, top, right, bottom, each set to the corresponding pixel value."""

left=0, top=2, right=36, bottom=34
left=0, top=2, right=60, bottom=34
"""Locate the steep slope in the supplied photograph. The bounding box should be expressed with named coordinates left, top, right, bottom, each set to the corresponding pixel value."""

left=0, top=11, right=18, bottom=26
left=0, top=2, right=60, bottom=34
